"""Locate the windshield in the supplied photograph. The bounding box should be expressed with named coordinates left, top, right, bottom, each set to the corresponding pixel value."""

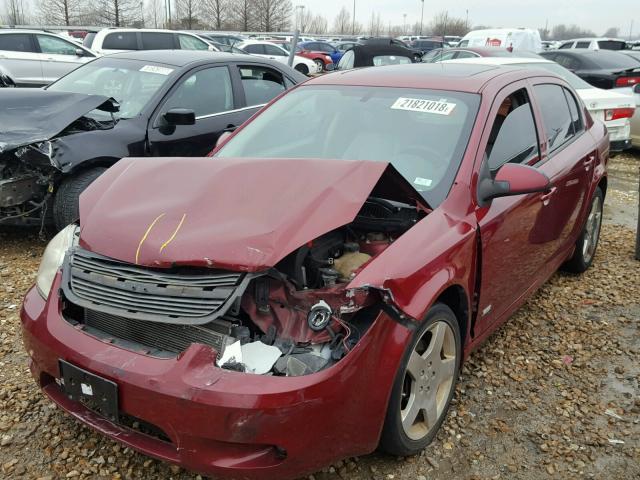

left=217, top=85, right=480, bottom=206
left=47, top=58, right=174, bottom=119
left=520, top=62, right=593, bottom=89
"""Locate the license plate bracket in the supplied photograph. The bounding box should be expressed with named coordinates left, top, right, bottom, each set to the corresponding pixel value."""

left=59, top=360, right=119, bottom=421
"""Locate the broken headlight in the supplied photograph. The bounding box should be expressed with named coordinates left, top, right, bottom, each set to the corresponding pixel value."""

left=36, top=224, right=79, bottom=299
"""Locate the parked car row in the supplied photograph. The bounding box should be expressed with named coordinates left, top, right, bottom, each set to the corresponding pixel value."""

left=15, top=56, right=611, bottom=480
left=0, top=51, right=306, bottom=228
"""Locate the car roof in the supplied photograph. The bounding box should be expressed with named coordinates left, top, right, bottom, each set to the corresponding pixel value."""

left=0, top=29, right=58, bottom=34
left=106, top=50, right=248, bottom=66
left=307, top=63, right=529, bottom=93
left=562, top=37, right=625, bottom=42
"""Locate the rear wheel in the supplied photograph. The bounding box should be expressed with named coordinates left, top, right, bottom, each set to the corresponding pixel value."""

left=53, top=167, right=107, bottom=230
left=294, top=63, right=309, bottom=75
left=379, top=304, right=461, bottom=456
left=562, top=187, right=604, bottom=273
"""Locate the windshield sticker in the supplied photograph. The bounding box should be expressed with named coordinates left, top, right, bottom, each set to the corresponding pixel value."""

left=140, top=65, right=174, bottom=76
left=391, top=97, right=456, bottom=115
left=414, top=177, right=433, bottom=187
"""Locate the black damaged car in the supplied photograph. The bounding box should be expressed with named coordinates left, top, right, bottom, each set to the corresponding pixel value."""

left=0, top=50, right=305, bottom=229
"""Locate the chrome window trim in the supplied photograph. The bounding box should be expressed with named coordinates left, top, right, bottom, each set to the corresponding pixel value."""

left=195, top=104, right=265, bottom=120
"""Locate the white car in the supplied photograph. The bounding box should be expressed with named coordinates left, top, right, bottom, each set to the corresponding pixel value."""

left=237, top=40, right=320, bottom=75
left=458, top=28, right=542, bottom=52
left=87, top=29, right=216, bottom=55
left=443, top=57, right=636, bottom=152
left=557, top=38, right=627, bottom=51
left=0, top=29, right=96, bottom=86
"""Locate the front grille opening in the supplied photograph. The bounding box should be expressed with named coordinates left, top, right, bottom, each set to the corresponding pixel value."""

left=63, top=306, right=233, bottom=359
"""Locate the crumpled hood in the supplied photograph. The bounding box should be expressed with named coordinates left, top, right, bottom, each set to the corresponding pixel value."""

left=79, top=157, right=427, bottom=270
left=0, top=89, right=117, bottom=153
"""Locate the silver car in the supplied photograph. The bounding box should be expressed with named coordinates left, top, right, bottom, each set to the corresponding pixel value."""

left=0, top=30, right=96, bottom=87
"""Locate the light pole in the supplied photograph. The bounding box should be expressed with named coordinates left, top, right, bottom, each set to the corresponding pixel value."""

left=140, top=1, right=144, bottom=27
left=419, top=0, right=425, bottom=36
left=296, top=5, right=305, bottom=32
left=403, top=13, right=407, bottom=35
left=352, top=0, right=356, bottom=35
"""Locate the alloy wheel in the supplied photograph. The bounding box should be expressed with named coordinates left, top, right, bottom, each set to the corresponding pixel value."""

left=582, top=195, right=602, bottom=264
left=314, top=59, right=324, bottom=71
left=400, top=320, right=457, bottom=441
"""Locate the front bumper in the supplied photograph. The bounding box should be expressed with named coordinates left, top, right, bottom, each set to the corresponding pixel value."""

left=21, top=275, right=410, bottom=480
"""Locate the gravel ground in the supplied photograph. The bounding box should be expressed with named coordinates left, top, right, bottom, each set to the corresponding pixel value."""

left=0, top=153, right=639, bottom=480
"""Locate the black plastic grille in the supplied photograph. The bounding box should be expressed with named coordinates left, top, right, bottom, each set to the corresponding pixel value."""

left=62, top=248, right=247, bottom=325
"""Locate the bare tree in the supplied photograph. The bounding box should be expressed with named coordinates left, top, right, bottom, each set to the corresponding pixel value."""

left=308, top=14, right=327, bottom=34
left=93, top=0, right=142, bottom=26
left=429, top=11, right=469, bottom=37
left=551, top=24, right=596, bottom=40
left=230, top=0, right=254, bottom=31
left=368, top=11, right=383, bottom=36
left=202, top=0, right=226, bottom=29
left=333, top=6, right=350, bottom=34
left=37, top=0, right=79, bottom=25
left=254, top=0, right=291, bottom=32
left=174, top=0, right=200, bottom=29
left=145, top=0, right=165, bottom=28
left=603, top=27, right=619, bottom=37
left=3, top=0, right=29, bottom=24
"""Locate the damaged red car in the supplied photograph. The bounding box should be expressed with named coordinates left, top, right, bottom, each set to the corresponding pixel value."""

left=21, top=63, right=608, bottom=480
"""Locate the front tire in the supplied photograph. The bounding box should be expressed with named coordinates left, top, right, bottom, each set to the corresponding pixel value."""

left=379, top=304, right=461, bottom=456
left=314, top=59, right=324, bottom=72
left=562, top=186, right=604, bottom=273
left=53, top=167, right=107, bottom=230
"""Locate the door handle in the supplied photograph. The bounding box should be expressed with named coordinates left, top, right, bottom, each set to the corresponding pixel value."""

left=541, top=187, right=557, bottom=205
left=583, top=154, right=595, bottom=170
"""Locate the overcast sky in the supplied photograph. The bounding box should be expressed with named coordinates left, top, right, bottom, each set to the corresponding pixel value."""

left=297, top=0, right=638, bottom=36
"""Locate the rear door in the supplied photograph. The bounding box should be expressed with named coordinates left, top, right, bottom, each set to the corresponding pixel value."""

left=529, top=82, right=595, bottom=258
left=0, top=33, right=43, bottom=86
left=148, top=65, right=242, bottom=156
left=35, top=34, right=94, bottom=83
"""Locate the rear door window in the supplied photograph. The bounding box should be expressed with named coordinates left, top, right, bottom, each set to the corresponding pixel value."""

left=264, top=44, right=287, bottom=56
left=178, top=34, right=209, bottom=50
left=0, top=33, right=34, bottom=52
left=575, top=41, right=591, bottom=48
left=238, top=65, right=286, bottom=106
left=243, top=44, right=265, bottom=54
left=533, top=84, right=575, bottom=154
left=141, top=32, right=176, bottom=50
left=103, top=32, right=138, bottom=50
left=36, top=34, right=79, bottom=55
left=563, top=88, right=584, bottom=134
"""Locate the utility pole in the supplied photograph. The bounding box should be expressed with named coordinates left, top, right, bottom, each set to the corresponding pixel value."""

left=140, top=1, right=144, bottom=27
left=419, top=0, right=425, bottom=36
left=352, top=0, right=356, bottom=35
left=466, top=9, right=469, bottom=30
left=166, top=0, right=171, bottom=27
left=630, top=20, right=634, bottom=41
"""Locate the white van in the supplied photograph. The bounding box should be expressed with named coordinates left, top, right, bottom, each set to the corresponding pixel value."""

left=458, top=28, right=542, bottom=52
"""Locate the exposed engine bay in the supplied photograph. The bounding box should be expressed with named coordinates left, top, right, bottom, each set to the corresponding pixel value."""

left=62, top=196, right=425, bottom=377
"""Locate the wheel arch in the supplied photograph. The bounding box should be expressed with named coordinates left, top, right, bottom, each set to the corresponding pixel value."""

left=433, top=284, right=470, bottom=352
left=597, top=175, right=607, bottom=200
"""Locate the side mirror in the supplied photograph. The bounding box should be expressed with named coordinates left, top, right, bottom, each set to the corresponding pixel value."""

left=75, top=48, right=85, bottom=57
left=164, top=108, right=196, bottom=126
left=478, top=163, right=550, bottom=205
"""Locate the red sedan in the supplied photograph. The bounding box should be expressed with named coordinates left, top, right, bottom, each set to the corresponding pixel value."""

left=21, top=63, right=607, bottom=480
